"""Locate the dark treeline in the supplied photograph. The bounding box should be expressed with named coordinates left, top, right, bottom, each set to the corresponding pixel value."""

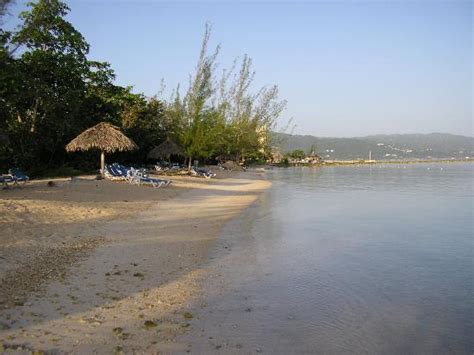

left=0, top=0, right=287, bottom=176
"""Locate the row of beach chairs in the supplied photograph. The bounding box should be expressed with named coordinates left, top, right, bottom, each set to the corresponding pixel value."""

left=1, top=168, right=29, bottom=188
left=154, top=163, right=216, bottom=179
left=104, top=163, right=171, bottom=188
left=190, top=167, right=216, bottom=179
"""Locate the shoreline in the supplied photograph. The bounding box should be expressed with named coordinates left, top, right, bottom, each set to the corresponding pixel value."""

left=321, top=158, right=473, bottom=166
left=176, top=185, right=272, bottom=353
left=271, top=158, right=473, bottom=168
left=0, top=170, right=270, bottom=353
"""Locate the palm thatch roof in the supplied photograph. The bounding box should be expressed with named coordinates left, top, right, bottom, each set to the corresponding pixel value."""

left=66, top=122, right=138, bottom=153
left=148, top=138, right=183, bottom=160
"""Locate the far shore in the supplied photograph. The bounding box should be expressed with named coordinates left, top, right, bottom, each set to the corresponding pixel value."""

left=275, top=158, right=473, bottom=168
left=0, top=169, right=270, bottom=353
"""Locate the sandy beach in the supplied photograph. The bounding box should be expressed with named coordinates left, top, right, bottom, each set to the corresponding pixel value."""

left=0, top=170, right=270, bottom=353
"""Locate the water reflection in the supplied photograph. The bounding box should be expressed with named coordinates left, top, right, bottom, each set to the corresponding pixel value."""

left=187, top=163, right=473, bottom=354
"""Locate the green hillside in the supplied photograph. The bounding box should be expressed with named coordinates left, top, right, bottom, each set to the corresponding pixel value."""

left=272, top=133, right=474, bottom=160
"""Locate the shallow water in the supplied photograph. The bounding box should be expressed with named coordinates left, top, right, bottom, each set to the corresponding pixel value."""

left=185, top=163, right=473, bottom=354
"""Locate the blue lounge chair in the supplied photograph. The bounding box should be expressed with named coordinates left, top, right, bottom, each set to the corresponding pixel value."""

left=112, top=163, right=148, bottom=177
left=112, top=163, right=129, bottom=176
left=8, top=168, right=29, bottom=186
left=104, top=164, right=124, bottom=180
left=104, top=163, right=134, bottom=180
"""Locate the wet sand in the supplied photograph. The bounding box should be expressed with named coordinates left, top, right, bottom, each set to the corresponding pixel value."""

left=0, top=170, right=270, bottom=353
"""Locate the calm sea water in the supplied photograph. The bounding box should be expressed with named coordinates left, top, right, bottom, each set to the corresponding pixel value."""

left=186, top=163, right=473, bottom=354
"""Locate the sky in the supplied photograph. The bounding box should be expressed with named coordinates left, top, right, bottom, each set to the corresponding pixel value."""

left=4, top=0, right=473, bottom=137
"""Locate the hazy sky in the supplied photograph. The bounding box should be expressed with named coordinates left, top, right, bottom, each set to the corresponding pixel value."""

left=5, top=0, right=473, bottom=137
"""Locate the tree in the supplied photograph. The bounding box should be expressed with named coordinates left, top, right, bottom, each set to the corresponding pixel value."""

left=13, top=0, right=89, bottom=58
left=220, top=55, right=257, bottom=161
left=0, top=0, right=143, bottom=173
left=169, top=24, right=223, bottom=169
left=217, top=55, right=287, bottom=162
left=289, top=149, right=305, bottom=160
left=121, top=96, right=170, bottom=162
left=164, top=25, right=289, bottom=167
left=0, top=0, right=92, bottom=170
left=0, top=0, right=147, bottom=173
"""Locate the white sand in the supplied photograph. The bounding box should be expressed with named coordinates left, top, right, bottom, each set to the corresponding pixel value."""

left=0, top=170, right=270, bottom=353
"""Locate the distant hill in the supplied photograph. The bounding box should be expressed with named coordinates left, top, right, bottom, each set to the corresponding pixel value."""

left=272, top=132, right=474, bottom=160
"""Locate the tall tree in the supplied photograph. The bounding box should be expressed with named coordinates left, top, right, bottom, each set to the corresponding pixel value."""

left=0, top=0, right=132, bottom=172
left=170, top=24, right=222, bottom=169
left=1, top=0, right=92, bottom=168
left=218, top=55, right=287, bottom=162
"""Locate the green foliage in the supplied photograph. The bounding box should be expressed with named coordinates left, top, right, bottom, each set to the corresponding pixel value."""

left=216, top=55, right=287, bottom=162
left=166, top=26, right=287, bottom=167
left=166, top=24, right=224, bottom=168
left=0, top=0, right=169, bottom=172
left=14, top=0, right=89, bottom=57
left=0, top=2, right=288, bottom=175
left=289, top=149, right=305, bottom=159
left=1, top=0, right=91, bottom=170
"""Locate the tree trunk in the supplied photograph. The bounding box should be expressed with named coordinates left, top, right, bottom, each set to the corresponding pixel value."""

left=188, top=156, right=192, bottom=171
left=30, top=98, right=40, bottom=133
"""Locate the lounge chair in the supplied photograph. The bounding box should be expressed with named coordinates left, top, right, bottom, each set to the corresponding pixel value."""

left=105, top=163, right=151, bottom=182
left=1, top=175, right=13, bottom=188
left=191, top=167, right=216, bottom=179
left=8, top=168, right=29, bottom=186
left=154, top=163, right=170, bottom=173
left=127, top=168, right=171, bottom=188
left=104, top=164, right=127, bottom=180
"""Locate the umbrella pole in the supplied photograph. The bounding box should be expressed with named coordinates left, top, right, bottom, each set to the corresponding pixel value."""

left=100, top=151, right=105, bottom=176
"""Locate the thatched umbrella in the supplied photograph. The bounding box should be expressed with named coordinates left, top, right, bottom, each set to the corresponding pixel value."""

left=66, top=122, right=138, bottom=174
left=147, top=138, right=183, bottom=163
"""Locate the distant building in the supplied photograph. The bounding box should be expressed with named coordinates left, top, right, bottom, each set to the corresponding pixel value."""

left=307, top=150, right=322, bottom=164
